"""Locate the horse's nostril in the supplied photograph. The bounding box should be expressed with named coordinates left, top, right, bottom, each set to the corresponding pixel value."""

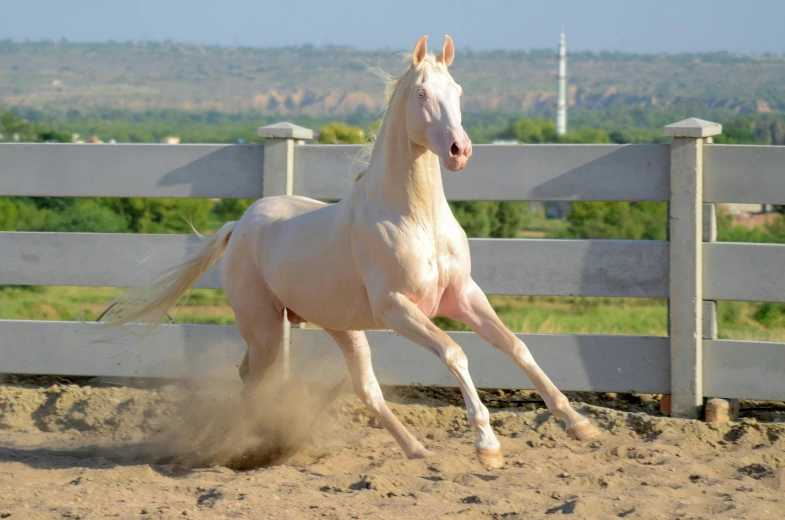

left=450, top=143, right=460, bottom=156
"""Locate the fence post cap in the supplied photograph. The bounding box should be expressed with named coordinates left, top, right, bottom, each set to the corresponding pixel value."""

left=663, top=118, right=722, bottom=138
left=258, top=122, right=314, bottom=140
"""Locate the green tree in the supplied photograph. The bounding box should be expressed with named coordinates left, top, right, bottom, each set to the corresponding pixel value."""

left=100, top=198, right=211, bottom=234
left=451, top=201, right=493, bottom=237
left=513, top=119, right=558, bottom=143
left=496, top=118, right=559, bottom=143
left=37, top=129, right=72, bottom=143
left=561, top=202, right=667, bottom=240
left=561, top=128, right=612, bottom=144
left=450, top=201, right=526, bottom=238
left=317, top=123, right=365, bottom=144
left=42, top=199, right=129, bottom=233
left=212, top=199, right=255, bottom=221
left=0, top=112, right=35, bottom=141
left=0, top=198, right=20, bottom=230
left=491, top=202, right=526, bottom=238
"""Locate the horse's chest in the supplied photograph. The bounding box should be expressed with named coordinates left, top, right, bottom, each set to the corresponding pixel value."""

left=362, top=214, right=467, bottom=318
left=404, top=247, right=455, bottom=317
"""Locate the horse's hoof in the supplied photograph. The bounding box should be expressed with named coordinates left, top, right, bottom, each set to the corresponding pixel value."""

left=566, top=419, right=601, bottom=440
left=476, top=447, right=505, bottom=470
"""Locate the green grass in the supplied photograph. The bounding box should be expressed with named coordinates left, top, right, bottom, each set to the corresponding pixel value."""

left=0, top=286, right=233, bottom=325
left=457, top=296, right=669, bottom=337
left=3, top=286, right=784, bottom=342
left=520, top=212, right=569, bottom=237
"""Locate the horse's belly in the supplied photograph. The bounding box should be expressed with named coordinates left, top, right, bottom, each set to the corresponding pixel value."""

left=283, top=278, right=377, bottom=330
left=265, top=246, right=377, bottom=330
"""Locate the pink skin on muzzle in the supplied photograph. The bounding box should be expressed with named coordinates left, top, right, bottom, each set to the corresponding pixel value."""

left=428, top=126, right=473, bottom=171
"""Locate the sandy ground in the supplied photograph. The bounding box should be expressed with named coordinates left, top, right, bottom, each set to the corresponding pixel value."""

left=1, top=378, right=784, bottom=520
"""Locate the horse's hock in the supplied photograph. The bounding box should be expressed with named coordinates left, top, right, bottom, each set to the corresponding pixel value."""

left=2, top=118, right=785, bottom=419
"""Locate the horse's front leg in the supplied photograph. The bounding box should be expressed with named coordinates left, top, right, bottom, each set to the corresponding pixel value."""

left=444, top=280, right=600, bottom=440
left=326, top=329, right=434, bottom=460
left=372, top=292, right=504, bottom=469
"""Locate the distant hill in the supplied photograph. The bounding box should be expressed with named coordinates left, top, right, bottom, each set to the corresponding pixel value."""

left=1, top=40, right=784, bottom=116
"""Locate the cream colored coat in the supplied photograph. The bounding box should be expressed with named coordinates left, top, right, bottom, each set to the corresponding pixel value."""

left=105, top=36, right=599, bottom=469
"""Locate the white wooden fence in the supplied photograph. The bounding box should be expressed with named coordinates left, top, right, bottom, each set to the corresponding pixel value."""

left=1, top=118, right=785, bottom=418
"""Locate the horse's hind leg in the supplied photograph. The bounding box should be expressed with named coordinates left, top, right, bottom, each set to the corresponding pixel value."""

left=326, top=329, right=434, bottom=460
left=445, top=279, right=600, bottom=440
left=238, top=350, right=251, bottom=384
left=226, top=276, right=284, bottom=391
left=235, top=307, right=283, bottom=392
left=221, top=226, right=285, bottom=392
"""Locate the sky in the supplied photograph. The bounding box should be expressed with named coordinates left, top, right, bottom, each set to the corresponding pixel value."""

left=1, top=0, right=784, bottom=55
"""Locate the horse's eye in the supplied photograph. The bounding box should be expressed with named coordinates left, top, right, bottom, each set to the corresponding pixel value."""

left=417, top=90, right=425, bottom=98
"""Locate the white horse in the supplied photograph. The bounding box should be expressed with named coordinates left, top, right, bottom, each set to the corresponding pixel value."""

left=104, top=35, right=599, bottom=469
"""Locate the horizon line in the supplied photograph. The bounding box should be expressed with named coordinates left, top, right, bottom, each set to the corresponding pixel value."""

left=3, top=37, right=784, bottom=58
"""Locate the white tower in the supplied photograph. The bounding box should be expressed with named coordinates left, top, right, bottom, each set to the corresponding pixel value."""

left=556, top=30, right=567, bottom=136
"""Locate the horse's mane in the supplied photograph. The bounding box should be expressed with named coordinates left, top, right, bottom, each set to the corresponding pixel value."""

left=352, top=53, right=440, bottom=181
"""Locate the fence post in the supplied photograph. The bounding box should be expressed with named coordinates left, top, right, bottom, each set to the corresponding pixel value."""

left=663, top=118, right=722, bottom=418
left=257, top=122, right=314, bottom=377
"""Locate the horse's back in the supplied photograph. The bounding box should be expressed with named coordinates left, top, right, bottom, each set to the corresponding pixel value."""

left=245, top=195, right=330, bottom=223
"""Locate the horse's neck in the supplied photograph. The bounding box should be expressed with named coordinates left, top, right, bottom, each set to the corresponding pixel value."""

left=365, top=109, right=446, bottom=220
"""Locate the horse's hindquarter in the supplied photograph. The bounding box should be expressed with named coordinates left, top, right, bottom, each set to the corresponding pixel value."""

left=251, top=197, right=376, bottom=330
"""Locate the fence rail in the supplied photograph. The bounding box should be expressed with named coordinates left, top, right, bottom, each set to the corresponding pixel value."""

left=1, top=118, right=784, bottom=418
left=294, top=144, right=671, bottom=201
left=704, top=243, right=785, bottom=303
left=0, top=143, right=265, bottom=199
left=0, top=320, right=670, bottom=394
left=3, top=321, right=784, bottom=401
left=0, top=233, right=669, bottom=298
left=704, top=145, right=785, bottom=204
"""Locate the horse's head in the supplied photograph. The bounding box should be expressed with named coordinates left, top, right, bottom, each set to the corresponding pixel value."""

left=405, top=35, right=472, bottom=172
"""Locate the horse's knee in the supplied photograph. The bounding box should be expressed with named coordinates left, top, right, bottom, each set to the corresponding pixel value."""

left=441, top=343, right=468, bottom=371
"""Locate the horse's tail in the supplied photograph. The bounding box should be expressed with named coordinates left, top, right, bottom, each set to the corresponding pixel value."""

left=99, top=221, right=237, bottom=336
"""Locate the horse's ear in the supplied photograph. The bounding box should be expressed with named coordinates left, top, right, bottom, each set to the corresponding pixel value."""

left=437, top=35, right=455, bottom=67
left=412, top=35, right=428, bottom=67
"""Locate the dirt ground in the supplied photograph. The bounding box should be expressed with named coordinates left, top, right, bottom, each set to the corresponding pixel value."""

left=1, top=377, right=784, bottom=520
